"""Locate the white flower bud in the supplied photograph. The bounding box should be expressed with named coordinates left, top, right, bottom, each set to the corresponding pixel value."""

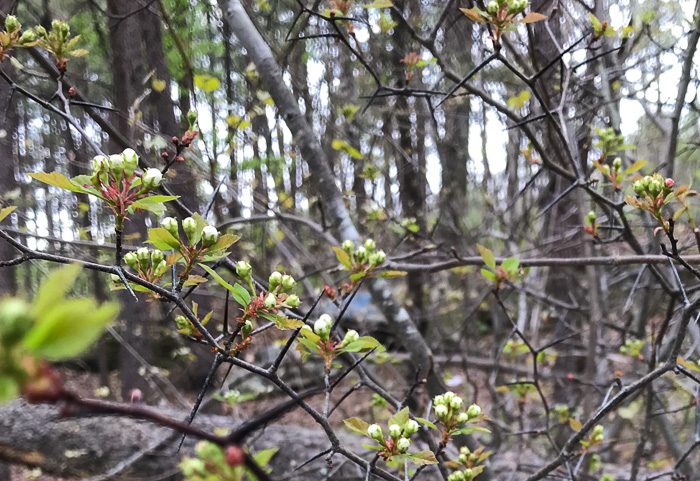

left=435, top=404, right=448, bottom=421
left=434, top=394, right=445, bottom=406
left=443, top=391, right=455, bottom=403
left=467, top=404, right=481, bottom=419
left=182, top=217, right=197, bottom=243
left=450, top=396, right=464, bottom=410
left=404, top=419, right=419, bottom=437
left=397, top=437, right=411, bottom=453
left=364, top=238, right=376, bottom=251
left=269, top=271, right=283, bottom=290
left=264, top=293, right=277, bottom=309
left=161, top=217, right=179, bottom=238
left=342, top=239, right=354, bottom=253
left=122, top=148, right=139, bottom=176
left=367, top=424, right=383, bottom=442
left=142, top=168, right=163, bottom=190
left=136, top=247, right=150, bottom=269
left=314, top=314, right=332, bottom=340
left=151, top=250, right=164, bottom=266
left=456, top=412, right=469, bottom=425
left=486, top=1, right=499, bottom=14
left=388, top=424, right=402, bottom=439
left=202, top=225, right=219, bottom=247
left=339, top=329, right=359, bottom=348
left=124, top=252, right=139, bottom=270
left=92, top=155, right=110, bottom=173
left=109, top=153, right=124, bottom=174
left=355, top=246, right=367, bottom=263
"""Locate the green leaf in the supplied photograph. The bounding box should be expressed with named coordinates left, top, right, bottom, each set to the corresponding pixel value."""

left=618, top=143, right=636, bottom=151
left=388, top=407, right=410, bottom=429
left=363, top=0, right=393, bottom=7
left=199, top=264, right=250, bottom=307
left=589, top=13, right=601, bottom=30
left=341, top=336, right=385, bottom=353
left=147, top=228, right=181, bottom=250
left=415, top=417, right=438, bottom=430
left=350, top=272, right=367, bottom=281
left=332, top=139, right=363, bottom=159
left=33, top=264, right=81, bottom=318
left=481, top=268, right=496, bottom=281
left=152, top=78, right=167, bottom=92
left=0, top=206, right=16, bottom=223
left=297, top=336, right=322, bottom=354
left=344, top=417, right=371, bottom=436
left=502, top=258, right=520, bottom=272
left=252, top=446, right=278, bottom=469
left=29, top=171, right=84, bottom=193
left=507, top=90, right=531, bottom=109
left=361, top=444, right=384, bottom=450
left=624, top=159, right=647, bottom=175
left=300, top=327, right=321, bottom=343
left=460, top=7, right=487, bottom=22
left=24, top=299, right=119, bottom=361
left=0, top=376, right=19, bottom=403
left=207, top=233, right=240, bottom=252
left=68, top=48, right=89, bottom=57
left=520, top=12, right=547, bottom=23
left=260, top=313, right=304, bottom=330
left=452, top=426, right=491, bottom=436
left=333, top=246, right=352, bottom=268
left=477, top=244, right=496, bottom=271
left=194, top=74, right=221, bottom=92
left=402, top=450, right=438, bottom=465
left=190, top=213, right=207, bottom=245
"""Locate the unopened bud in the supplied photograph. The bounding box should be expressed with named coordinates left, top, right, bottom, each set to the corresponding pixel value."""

left=486, top=1, right=499, bottom=14
left=161, top=217, right=179, bottom=238
left=456, top=412, right=469, bottom=425
left=286, top=294, right=301, bottom=308
left=281, top=274, right=296, bottom=291
left=388, top=424, right=402, bottom=439
left=612, top=157, right=622, bottom=171
left=186, top=110, right=198, bottom=130
left=367, top=424, right=383, bottom=442
left=339, top=329, right=359, bottom=348
left=19, top=29, right=36, bottom=45
left=92, top=155, right=110, bottom=174
left=241, top=320, right=253, bottom=338
left=434, top=394, right=445, bottom=406
left=665, top=178, right=674, bottom=188
left=142, top=168, right=163, bottom=190
left=236, top=261, right=252, bottom=280
left=225, top=445, right=245, bottom=466
left=342, top=239, right=354, bottom=253
left=463, top=468, right=474, bottom=481
left=364, top=239, right=376, bottom=251
left=397, top=437, right=411, bottom=453
left=467, top=404, right=482, bottom=419
left=269, top=271, right=283, bottom=291
left=122, top=148, right=138, bottom=177
left=264, top=293, right=277, bottom=309
left=450, top=396, right=464, bottom=410
left=124, top=252, right=139, bottom=270
left=182, top=217, right=197, bottom=243
left=435, top=404, right=448, bottom=421
left=4, top=15, right=19, bottom=33
left=201, top=225, right=219, bottom=247
left=151, top=250, right=164, bottom=267
left=109, top=154, right=124, bottom=177
left=314, top=314, right=332, bottom=340
left=355, top=246, right=367, bottom=263
left=404, top=419, right=419, bottom=437
left=136, top=247, right=150, bottom=270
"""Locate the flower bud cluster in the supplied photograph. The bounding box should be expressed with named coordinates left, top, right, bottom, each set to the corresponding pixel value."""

left=92, top=149, right=143, bottom=182
left=457, top=446, right=480, bottom=467
left=342, top=238, right=387, bottom=267
left=434, top=392, right=481, bottom=426
left=448, top=469, right=475, bottom=481
left=592, top=424, right=604, bottom=443
left=632, top=173, right=673, bottom=200
left=367, top=418, right=419, bottom=455
left=124, top=247, right=166, bottom=277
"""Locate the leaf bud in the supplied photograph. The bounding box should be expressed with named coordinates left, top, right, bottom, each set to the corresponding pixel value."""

left=175, top=315, right=191, bottom=332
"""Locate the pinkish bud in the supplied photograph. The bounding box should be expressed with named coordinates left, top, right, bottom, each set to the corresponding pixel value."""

left=665, top=178, right=674, bottom=188
left=129, top=388, right=142, bottom=403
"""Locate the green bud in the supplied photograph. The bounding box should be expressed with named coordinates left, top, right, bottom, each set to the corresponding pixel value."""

left=109, top=154, right=125, bottom=177
left=136, top=247, right=150, bottom=270
left=364, top=239, right=376, bottom=251
left=264, top=293, right=277, bottom=309
left=467, top=404, right=482, bottom=419
left=175, top=315, right=192, bottom=333
left=612, top=157, right=622, bottom=171
left=269, top=271, right=283, bottom=291
left=19, top=29, right=36, bottom=45
left=201, top=225, right=219, bottom=247
left=285, top=294, right=301, bottom=308
left=124, top=252, right=139, bottom=270
left=161, top=217, right=179, bottom=239
left=342, top=239, right=354, bottom=253
left=187, top=110, right=198, bottom=130
left=463, top=468, right=474, bottom=481
left=182, top=217, right=197, bottom=244
left=0, top=298, right=33, bottom=346
left=486, top=1, right=499, bottom=14
left=5, top=15, right=19, bottom=33
left=458, top=453, right=468, bottom=465
left=355, top=246, right=367, bottom=263
left=236, top=261, right=252, bottom=280
left=633, top=179, right=645, bottom=196
left=585, top=211, right=596, bottom=225
left=241, top=320, right=253, bottom=338
left=388, top=424, right=402, bottom=439
left=339, top=329, right=359, bottom=348
left=34, top=25, right=47, bottom=39
left=92, top=155, right=110, bottom=174
left=151, top=250, right=164, bottom=267
left=456, top=412, right=469, bottom=425
left=448, top=472, right=465, bottom=481
left=281, top=274, right=296, bottom=291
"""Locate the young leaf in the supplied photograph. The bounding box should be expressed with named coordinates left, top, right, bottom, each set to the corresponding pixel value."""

left=481, top=269, right=496, bottom=281
left=260, top=313, right=304, bottom=330
left=477, top=244, right=496, bottom=271
left=0, top=376, right=19, bottom=403
left=452, top=426, right=491, bottom=436
left=520, top=12, right=547, bottom=23
left=199, top=264, right=250, bottom=307
left=569, top=418, right=582, bottom=431
left=402, top=450, right=438, bottom=465
left=388, top=407, right=410, bottom=429
left=341, top=336, right=386, bottom=353
left=29, top=171, right=84, bottom=193
left=502, top=258, right=520, bottom=272
left=207, top=233, right=240, bottom=252
left=377, top=271, right=408, bottom=278
left=415, top=417, right=438, bottom=430
left=460, top=8, right=487, bottom=22
left=333, top=247, right=352, bottom=268
left=363, top=0, right=393, bottom=7
left=147, top=228, right=181, bottom=251
left=344, top=417, right=371, bottom=436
